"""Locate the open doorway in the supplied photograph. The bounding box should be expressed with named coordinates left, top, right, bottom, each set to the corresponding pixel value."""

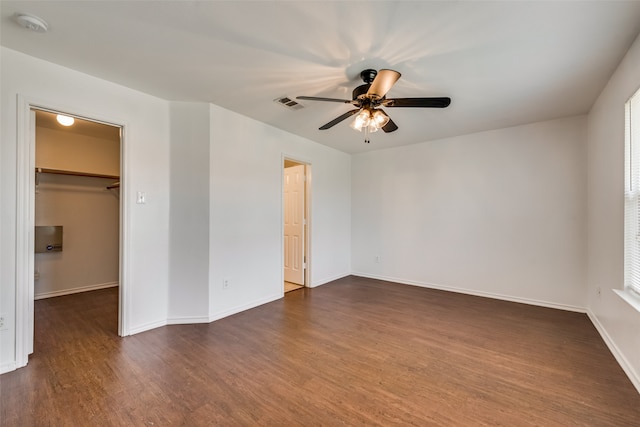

left=283, top=159, right=310, bottom=293
left=28, top=107, right=122, bottom=355
left=34, top=109, right=121, bottom=301
left=14, top=97, right=129, bottom=369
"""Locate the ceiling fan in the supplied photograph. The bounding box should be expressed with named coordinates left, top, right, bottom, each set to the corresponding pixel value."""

left=297, top=69, right=451, bottom=143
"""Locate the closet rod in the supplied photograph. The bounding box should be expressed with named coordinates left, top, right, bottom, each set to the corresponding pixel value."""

left=35, top=167, right=119, bottom=180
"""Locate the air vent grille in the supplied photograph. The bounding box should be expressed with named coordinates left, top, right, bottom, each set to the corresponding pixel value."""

left=274, top=96, right=304, bottom=110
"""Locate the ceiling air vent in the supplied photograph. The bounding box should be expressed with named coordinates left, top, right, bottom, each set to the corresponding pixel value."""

left=274, top=96, right=304, bottom=110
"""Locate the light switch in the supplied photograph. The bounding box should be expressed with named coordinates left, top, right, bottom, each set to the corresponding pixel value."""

left=136, top=191, right=146, bottom=204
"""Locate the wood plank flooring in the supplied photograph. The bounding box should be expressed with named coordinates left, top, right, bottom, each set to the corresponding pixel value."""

left=284, top=281, right=304, bottom=293
left=2, top=275, right=639, bottom=426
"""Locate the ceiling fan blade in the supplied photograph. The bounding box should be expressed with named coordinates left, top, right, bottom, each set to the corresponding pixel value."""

left=297, top=96, right=353, bottom=104
left=382, top=118, right=398, bottom=133
left=367, top=69, right=401, bottom=100
left=319, top=109, right=361, bottom=130
left=384, top=97, right=451, bottom=108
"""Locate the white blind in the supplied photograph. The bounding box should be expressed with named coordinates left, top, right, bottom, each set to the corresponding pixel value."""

left=624, top=88, right=640, bottom=294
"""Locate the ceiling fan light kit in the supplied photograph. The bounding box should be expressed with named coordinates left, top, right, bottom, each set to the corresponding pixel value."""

left=297, top=68, right=451, bottom=144
left=350, top=109, right=390, bottom=133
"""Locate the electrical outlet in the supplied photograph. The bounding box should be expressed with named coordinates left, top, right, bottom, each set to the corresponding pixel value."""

left=596, top=287, right=601, bottom=298
left=374, top=255, right=381, bottom=263
left=0, top=314, right=6, bottom=331
left=223, top=278, right=230, bottom=289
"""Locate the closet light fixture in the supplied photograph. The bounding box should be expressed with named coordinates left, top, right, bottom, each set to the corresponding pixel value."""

left=56, top=115, right=75, bottom=126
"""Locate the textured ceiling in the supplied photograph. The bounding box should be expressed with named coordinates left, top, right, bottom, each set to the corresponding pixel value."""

left=2, top=1, right=640, bottom=154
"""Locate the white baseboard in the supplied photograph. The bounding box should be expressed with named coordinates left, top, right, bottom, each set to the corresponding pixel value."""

left=351, top=272, right=587, bottom=313
left=0, top=361, right=17, bottom=375
left=167, top=316, right=210, bottom=325
left=133, top=294, right=284, bottom=334
left=587, top=309, right=640, bottom=394
left=209, top=293, right=282, bottom=322
left=311, top=272, right=351, bottom=288
left=35, top=281, right=119, bottom=300
left=128, top=319, right=168, bottom=335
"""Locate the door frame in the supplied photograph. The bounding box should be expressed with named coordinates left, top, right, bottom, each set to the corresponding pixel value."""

left=15, top=95, right=130, bottom=368
left=282, top=155, right=311, bottom=289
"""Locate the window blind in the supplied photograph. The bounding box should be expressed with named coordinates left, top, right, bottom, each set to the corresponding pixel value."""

left=624, top=88, right=640, bottom=295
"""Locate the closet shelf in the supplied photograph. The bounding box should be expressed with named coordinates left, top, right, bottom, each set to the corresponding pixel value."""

left=35, top=167, right=119, bottom=180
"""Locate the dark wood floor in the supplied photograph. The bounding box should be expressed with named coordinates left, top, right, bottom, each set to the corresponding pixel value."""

left=2, top=276, right=639, bottom=426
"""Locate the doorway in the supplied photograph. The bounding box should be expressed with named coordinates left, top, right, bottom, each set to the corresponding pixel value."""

left=283, top=159, right=310, bottom=293
left=34, top=110, right=121, bottom=311
left=15, top=99, right=127, bottom=365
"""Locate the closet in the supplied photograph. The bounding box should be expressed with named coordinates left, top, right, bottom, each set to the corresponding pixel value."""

left=34, top=110, right=121, bottom=301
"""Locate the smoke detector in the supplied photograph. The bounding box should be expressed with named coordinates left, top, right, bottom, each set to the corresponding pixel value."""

left=14, top=13, right=49, bottom=33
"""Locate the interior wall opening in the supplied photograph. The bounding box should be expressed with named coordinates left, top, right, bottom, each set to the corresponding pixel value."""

left=31, top=108, right=122, bottom=352
left=283, top=158, right=310, bottom=293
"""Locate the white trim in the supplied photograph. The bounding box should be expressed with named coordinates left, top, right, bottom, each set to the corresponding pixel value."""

left=351, top=272, right=587, bottom=313
left=128, top=319, right=168, bottom=335
left=304, top=163, right=312, bottom=289
left=165, top=293, right=285, bottom=326
left=311, top=272, right=352, bottom=288
left=34, top=282, right=119, bottom=300
left=209, top=293, right=282, bottom=323
left=281, top=159, right=285, bottom=292
left=167, top=316, right=211, bottom=325
left=119, top=125, right=131, bottom=337
left=587, top=309, right=640, bottom=394
left=15, top=95, right=33, bottom=368
left=625, top=87, right=640, bottom=296
left=614, top=288, right=640, bottom=314
left=0, top=361, right=17, bottom=375
left=14, top=95, right=131, bottom=373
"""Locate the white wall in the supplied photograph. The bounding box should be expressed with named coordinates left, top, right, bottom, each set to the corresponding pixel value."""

left=587, top=32, right=640, bottom=390
left=34, top=174, right=119, bottom=298
left=1, top=47, right=352, bottom=373
left=352, top=116, right=587, bottom=310
left=36, top=126, right=120, bottom=177
left=1, top=47, right=171, bottom=371
left=34, top=123, right=120, bottom=298
left=168, top=102, right=211, bottom=321
left=166, top=102, right=352, bottom=323
left=208, top=104, right=351, bottom=320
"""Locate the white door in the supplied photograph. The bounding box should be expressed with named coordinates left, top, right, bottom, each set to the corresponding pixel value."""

left=284, top=164, right=305, bottom=285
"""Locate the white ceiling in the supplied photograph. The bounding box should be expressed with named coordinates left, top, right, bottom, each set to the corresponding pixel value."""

left=2, top=1, right=640, bottom=154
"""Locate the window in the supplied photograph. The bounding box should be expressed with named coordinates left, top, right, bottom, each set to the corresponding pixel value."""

left=624, top=86, right=640, bottom=297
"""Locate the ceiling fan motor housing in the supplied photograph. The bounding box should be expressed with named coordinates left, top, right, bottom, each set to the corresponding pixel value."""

left=360, top=69, right=378, bottom=84
left=353, top=84, right=371, bottom=101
